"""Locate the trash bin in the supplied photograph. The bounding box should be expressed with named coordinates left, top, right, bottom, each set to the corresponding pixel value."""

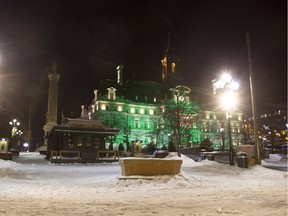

left=236, top=152, right=249, bottom=168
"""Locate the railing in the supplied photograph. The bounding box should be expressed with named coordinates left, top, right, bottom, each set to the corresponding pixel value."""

left=50, top=150, right=80, bottom=159
left=50, top=150, right=122, bottom=161
left=97, top=150, right=118, bottom=160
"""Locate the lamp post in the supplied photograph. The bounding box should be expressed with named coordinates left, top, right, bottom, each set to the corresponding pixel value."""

left=15, top=130, right=23, bottom=151
left=9, top=118, right=20, bottom=150
left=246, top=33, right=261, bottom=165
left=220, top=127, right=225, bottom=151
left=9, top=118, right=20, bottom=136
left=212, top=73, right=239, bottom=166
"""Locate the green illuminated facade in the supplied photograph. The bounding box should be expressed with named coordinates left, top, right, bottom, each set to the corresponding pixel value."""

left=81, top=35, right=244, bottom=150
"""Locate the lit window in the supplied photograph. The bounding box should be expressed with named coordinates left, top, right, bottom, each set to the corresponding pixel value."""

left=135, top=119, right=140, bottom=128
left=153, top=97, right=157, bottom=102
left=118, top=106, right=123, bottom=112
left=238, top=115, right=242, bottom=121
left=206, top=114, right=209, bottom=119
left=140, top=108, right=145, bottom=114
left=101, top=104, right=106, bottom=110
left=130, top=107, right=135, bottom=113
left=149, top=109, right=154, bottom=115
left=144, top=120, right=149, bottom=129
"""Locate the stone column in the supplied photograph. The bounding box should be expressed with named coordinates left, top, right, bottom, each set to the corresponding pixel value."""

left=43, top=63, right=60, bottom=149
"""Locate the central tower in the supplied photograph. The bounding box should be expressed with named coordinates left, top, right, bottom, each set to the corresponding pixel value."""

left=161, top=32, right=181, bottom=88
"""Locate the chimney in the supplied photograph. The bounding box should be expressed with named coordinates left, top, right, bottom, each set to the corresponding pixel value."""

left=116, top=64, right=124, bottom=86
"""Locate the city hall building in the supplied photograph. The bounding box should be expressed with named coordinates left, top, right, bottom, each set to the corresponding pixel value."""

left=80, top=36, right=244, bottom=151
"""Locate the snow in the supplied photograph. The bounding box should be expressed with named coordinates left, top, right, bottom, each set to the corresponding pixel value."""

left=0, top=152, right=287, bottom=216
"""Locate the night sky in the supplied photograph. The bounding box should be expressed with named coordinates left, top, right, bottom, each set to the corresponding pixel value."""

left=0, top=0, right=286, bottom=147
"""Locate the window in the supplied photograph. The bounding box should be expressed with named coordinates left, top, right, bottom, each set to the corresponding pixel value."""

left=86, top=135, right=91, bottom=147
left=107, top=87, right=116, bottom=100
left=149, top=109, right=154, bottom=115
left=144, top=120, right=149, bottom=129
left=238, top=115, right=242, bottom=121
left=135, top=119, right=140, bottom=128
left=130, top=107, right=135, bottom=114
left=117, top=106, right=123, bottom=112
left=140, top=108, right=145, bottom=114
left=101, top=104, right=106, bottom=110
left=233, top=124, right=240, bottom=133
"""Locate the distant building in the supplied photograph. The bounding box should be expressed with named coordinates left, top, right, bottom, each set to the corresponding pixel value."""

left=81, top=34, right=244, bottom=150
left=243, top=106, right=287, bottom=147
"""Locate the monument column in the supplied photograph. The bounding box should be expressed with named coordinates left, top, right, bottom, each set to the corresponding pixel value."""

left=43, top=63, right=60, bottom=153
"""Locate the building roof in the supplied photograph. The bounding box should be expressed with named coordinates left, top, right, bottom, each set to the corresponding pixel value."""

left=49, top=118, right=120, bottom=136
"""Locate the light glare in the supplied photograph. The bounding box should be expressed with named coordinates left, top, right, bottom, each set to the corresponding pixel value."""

left=221, top=73, right=232, bottom=83
left=221, top=92, right=237, bottom=110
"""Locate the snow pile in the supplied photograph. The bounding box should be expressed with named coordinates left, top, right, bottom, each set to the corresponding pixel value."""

left=0, top=159, right=21, bottom=168
left=268, top=154, right=282, bottom=161
left=0, top=152, right=287, bottom=216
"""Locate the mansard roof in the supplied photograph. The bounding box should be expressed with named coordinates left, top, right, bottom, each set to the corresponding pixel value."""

left=124, top=79, right=166, bottom=102
left=97, top=78, right=167, bottom=103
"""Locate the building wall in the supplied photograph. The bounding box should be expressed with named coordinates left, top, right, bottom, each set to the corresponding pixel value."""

left=88, top=92, right=244, bottom=150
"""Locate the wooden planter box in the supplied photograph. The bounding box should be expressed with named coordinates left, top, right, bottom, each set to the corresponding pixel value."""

left=119, top=158, right=182, bottom=176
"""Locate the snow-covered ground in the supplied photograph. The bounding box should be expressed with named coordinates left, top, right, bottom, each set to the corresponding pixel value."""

left=0, top=152, right=287, bottom=216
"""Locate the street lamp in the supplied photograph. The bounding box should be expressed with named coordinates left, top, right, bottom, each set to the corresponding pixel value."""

left=23, top=143, right=29, bottom=152
left=9, top=118, right=20, bottom=150
left=212, top=73, right=239, bottom=166
left=9, top=119, right=20, bottom=136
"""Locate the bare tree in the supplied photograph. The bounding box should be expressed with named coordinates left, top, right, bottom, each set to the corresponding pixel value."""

left=160, top=90, right=201, bottom=149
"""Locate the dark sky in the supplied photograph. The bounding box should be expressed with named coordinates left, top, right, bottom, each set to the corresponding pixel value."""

left=0, top=0, right=286, bottom=146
